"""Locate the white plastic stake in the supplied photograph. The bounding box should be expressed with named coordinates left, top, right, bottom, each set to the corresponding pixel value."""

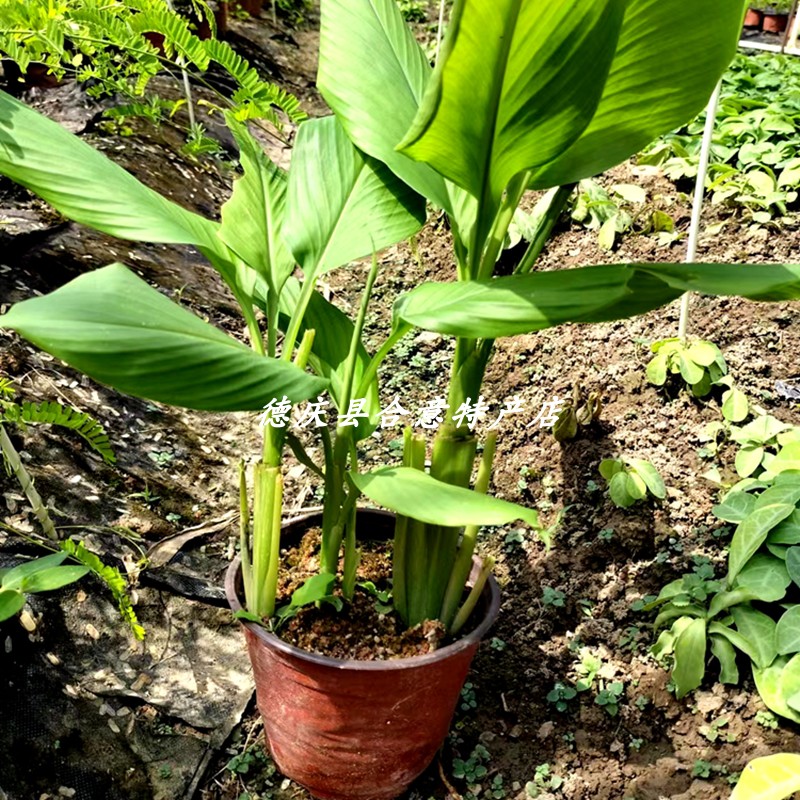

left=678, top=79, right=722, bottom=340
left=435, top=0, right=446, bottom=63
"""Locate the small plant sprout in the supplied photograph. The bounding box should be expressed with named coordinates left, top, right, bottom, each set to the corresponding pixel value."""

left=452, top=744, right=490, bottom=785
left=755, top=710, right=779, bottom=730
left=553, top=384, right=603, bottom=442
left=599, top=457, right=666, bottom=508
left=546, top=682, right=577, bottom=713
left=699, top=717, right=736, bottom=744
left=646, top=338, right=727, bottom=397
left=526, top=764, right=564, bottom=798
left=542, top=586, right=566, bottom=608
left=595, top=681, right=625, bottom=717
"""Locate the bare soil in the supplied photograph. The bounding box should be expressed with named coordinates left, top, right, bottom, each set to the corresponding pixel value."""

left=2, top=6, right=800, bottom=800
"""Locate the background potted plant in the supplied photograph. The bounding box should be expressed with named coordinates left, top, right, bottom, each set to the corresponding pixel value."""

left=4, top=0, right=800, bottom=797
left=763, top=0, right=793, bottom=31
left=744, top=3, right=766, bottom=28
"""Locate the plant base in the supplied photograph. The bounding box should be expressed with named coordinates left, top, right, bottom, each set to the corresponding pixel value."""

left=225, top=509, right=500, bottom=800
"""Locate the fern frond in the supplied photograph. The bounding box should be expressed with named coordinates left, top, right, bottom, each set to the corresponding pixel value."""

left=61, top=539, right=145, bottom=640
left=1, top=401, right=116, bottom=465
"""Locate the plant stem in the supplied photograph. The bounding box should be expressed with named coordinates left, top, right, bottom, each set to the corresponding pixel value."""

left=239, top=460, right=254, bottom=604
left=450, top=555, right=494, bottom=636
left=0, top=423, right=58, bottom=541
left=281, top=275, right=318, bottom=362
left=440, top=431, right=496, bottom=629
left=394, top=429, right=427, bottom=626
left=341, top=497, right=359, bottom=601
left=679, top=79, right=722, bottom=341
left=354, top=323, right=412, bottom=401
left=514, top=184, right=575, bottom=275
left=477, top=171, right=529, bottom=281
left=341, top=254, right=379, bottom=413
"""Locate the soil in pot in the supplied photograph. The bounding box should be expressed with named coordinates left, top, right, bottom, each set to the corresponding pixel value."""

left=226, top=509, right=500, bottom=800
left=275, top=526, right=448, bottom=660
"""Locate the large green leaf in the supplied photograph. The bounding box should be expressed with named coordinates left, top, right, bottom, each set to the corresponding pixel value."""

left=0, top=89, right=254, bottom=299
left=731, top=754, right=800, bottom=800
left=1, top=264, right=326, bottom=411
left=528, top=0, right=745, bottom=189
left=350, top=466, right=540, bottom=530
left=0, top=89, right=218, bottom=251
left=728, top=503, right=797, bottom=586
left=398, top=0, right=624, bottom=224
left=218, top=117, right=294, bottom=297
left=672, top=616, right=707, bottom=699
left=317, top=0, right=450, bottom=211
left=753, top=655, right=800, bottom=725
left=283, top=116, right=425, bottom=278
left=731, top=605, right=778, bottom=670
left=0, top=588, right=25, bottom=622
left=394, top=263, right=800, bottom=339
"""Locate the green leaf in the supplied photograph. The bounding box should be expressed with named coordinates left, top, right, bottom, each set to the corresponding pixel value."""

left=608, top=471, right=636, bottom=508
left=0, top=88, right=248, bottom=295
left=597, top=216, right=618, bottom=251
left=769, top=510, right=800, bottom=545
left=1, top=551, right=67, bottom=591
left=777, top=606, right=800, bottom=656
left=219, top=117, right=294, bottom=297
left=786, top=547, right=800, bottom=587
left=736, top=446, right=765, bottom=478
left=753, top=655, right=800, bottom=725
left=709, top=634, right=739, bottom=685
left=0, top=264, right=326, bottom=412
left=350, top=466, right=540, bottom=530
left=730, top=754, right=800, bottom=800
left=22, top=565, right=89, bottom=593
left=629, top=459, right=666, bottom=499
left=399, top=0, right=625, bottom=233
left=734, top=554, right=792, bottom=603
left=317, top=0, right=450, bottom=211
left=731, top=605, right=778, bottom=670
left=755, top=482, right=800, bottom=511
left=687, top=341, right=721, bottom=368
left=599, top=459, right=624, bottom=480
left=393, top=262, right=800, bottom=339
left=646, top=353, right=668, bottom=386
left=727, top=503, right=796, bottom=586
left=708, top=620, right=763, bottom=666
left=528, top=0, right=743, bottom=189
left=289, top=572, right=336, bottom=609
left=672, top=617, right=707, bottom=699
left=722, top=387, right=749, bottom=423
left=0, top=588, right=25, bottom=622
left=768, top=442, right=800, bottom=476
left=713, top=491, right=756, bottom=524
left=284, top=116, right=425, bottom=279
left=677, top=353, right=704, bottom=385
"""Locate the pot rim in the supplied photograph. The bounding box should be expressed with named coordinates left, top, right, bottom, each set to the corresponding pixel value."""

left=225, top=508, right=501, bottom=671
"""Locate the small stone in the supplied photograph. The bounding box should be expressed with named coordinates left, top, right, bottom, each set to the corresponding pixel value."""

left=537, top=721, right=554, bottom=740
left=19, top=609, right=36, bottom=632
left=85, top=624, right=100, bottom=640
left=107, top=719, right=120, bottom=734
left=57, top=788, right=76, bottom=798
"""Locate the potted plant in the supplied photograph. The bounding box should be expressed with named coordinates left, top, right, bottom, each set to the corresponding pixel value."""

left=0, top=0, right=796, bottom=797
left=744, top=4, right=765, bottom=28
left=763, top=0, right=793, bottom=31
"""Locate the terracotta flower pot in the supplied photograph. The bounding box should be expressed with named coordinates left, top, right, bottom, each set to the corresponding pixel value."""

left=763, top=11, right=789, bottom=32
left=225, top=509, right=501, bottom=800
left=744, top=7, right=764, bottom=28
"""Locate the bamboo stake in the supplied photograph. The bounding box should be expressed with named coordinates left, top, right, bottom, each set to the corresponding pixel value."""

left=0, top=423, right=57, bottom=541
